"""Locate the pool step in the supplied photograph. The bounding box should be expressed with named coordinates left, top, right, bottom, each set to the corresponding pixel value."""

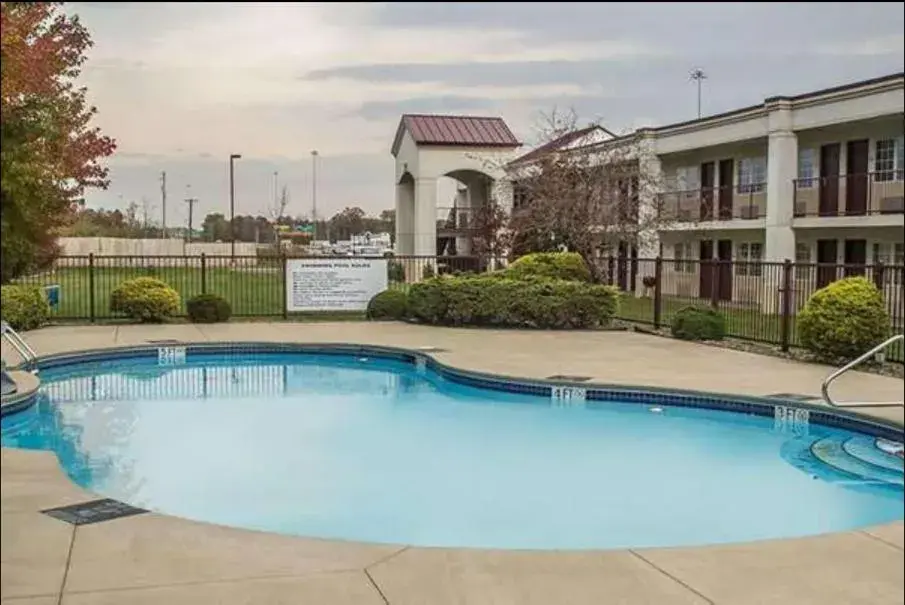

left=842, top=435, right=904, bottom=474
left=810, top=436, right=904, bottom=487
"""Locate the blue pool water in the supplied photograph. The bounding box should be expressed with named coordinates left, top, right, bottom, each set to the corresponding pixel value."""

left=2, top=352, right=902, bottom=550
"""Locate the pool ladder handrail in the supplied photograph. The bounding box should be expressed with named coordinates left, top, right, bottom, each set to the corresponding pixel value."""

left=1, top=320, right=38, bottom=374
left=821, top=334, right=904, bottom=408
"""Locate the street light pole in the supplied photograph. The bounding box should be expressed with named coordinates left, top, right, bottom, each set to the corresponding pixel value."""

left=229, top=153, right=242, bottom=259
left=311, top=150, right=318, bottom=241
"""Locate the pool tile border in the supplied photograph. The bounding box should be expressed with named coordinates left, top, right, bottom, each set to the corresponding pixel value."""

left=7, top=341, right=904, bottom=444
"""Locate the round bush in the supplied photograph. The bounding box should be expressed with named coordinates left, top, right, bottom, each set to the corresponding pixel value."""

left=670, top=306, right=726, bottom=341
left=186, top=293, right=232, bottom=323
left=366, top=289, right=408, bottom=320
left=0, top=285, right=50, bottom=331
left=110, top=277, right=181, bottom=323
left=505, top=252, right=592, bottom=282
left=797, top=276, right=891, bottom=362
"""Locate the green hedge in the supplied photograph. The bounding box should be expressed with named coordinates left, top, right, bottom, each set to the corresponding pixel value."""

left=0, top=285, right=50, bottom=331
left=670, top=306, right=725, bottom=341
left=186, top=293, right=232, bottom=323
left=504, top=252, right=591, bottom=282
left=797, top=276, right=890, bottom=362
left=110, top=277, right=181, bottom=323
left=408, top=275, right=619, bottom=329
left=367, top=290, right=408, bottom=320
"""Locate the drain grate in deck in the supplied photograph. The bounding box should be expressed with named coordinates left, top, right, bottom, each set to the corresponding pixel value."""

left=146, top=339, right=182, bottom=345
left=547, top=375, right=592, bottom=383
left=41, top=498, right=147, bottom=526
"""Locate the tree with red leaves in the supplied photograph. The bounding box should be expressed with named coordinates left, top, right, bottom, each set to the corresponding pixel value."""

left=1, top=1, right=116, bottom=282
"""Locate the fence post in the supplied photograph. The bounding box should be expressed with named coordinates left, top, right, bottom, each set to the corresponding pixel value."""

left=873, top=260, right=884, bottom=291
left=653, top=256, right=663, bottom=329
left=780, top=259, right=793, bottom=352
left=281, top=252, right=289, bottom=320
left=607, top=255, right=615, bottom=286
left=709, top=261, right=719, bottom=309
left=200, top=253, right=207, bottom=294
left=88, top=253, right=96, bottom=323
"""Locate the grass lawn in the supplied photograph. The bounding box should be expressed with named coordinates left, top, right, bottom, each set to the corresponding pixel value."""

left=16, top=266, right=406, bottom=321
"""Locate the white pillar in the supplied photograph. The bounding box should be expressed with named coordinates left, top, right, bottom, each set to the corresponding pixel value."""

left=394, top=180, right=414, bottom=255
left=636, top=141, right=662, bottom=296
left=764, top=103, right=797, bottom=263
left=763, top=102, right=797, bottom=313
left=414, top=177, right=437, bottom=257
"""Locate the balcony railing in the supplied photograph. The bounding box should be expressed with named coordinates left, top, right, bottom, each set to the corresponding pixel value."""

left=436, top=206, right=477, bottom=232
left=793, top=170, right=905, bottom=217
left=658, top=184, right=766, bottom=223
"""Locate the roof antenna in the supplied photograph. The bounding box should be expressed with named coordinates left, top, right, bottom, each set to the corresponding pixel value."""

left=689, top=68, right=707, bottom=119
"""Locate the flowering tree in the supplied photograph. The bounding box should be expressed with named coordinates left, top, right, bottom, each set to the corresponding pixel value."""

left=1, top=2, right=116, bottom=281
left=503, top=109, right=667, bottom=281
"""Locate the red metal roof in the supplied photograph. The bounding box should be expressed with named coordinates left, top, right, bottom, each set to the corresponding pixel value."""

left=391, top=114, right=521, bottom=156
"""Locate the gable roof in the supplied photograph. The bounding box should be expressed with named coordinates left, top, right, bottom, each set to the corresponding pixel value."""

left=391, top=114, right=521, bottom=156
left=508, top=124, right=616, bottom=167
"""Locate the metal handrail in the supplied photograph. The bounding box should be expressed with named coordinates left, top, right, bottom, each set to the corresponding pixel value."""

left=1, top=320, right=38, bottom=373
left=821, top=334, right=904, bottom=408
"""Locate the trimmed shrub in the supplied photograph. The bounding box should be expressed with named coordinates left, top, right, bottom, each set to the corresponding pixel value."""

left=422, top=263, right=436, bottom=280
left=504, top=252, right=592, bottom=283
left=186, top=293, right=232, bottom=323
left=797, top=276, right=890, bottom=362
left=0, top=285, right=50, bottom=331
left=407, top=275, right=619, bottom=329
left=670, top=306, right=726, bottom=341
left=110, top=277, right=181, bottom=323
left=387, top=260, right=406, bottom=283
left=366, top=289, right=408, bottom=320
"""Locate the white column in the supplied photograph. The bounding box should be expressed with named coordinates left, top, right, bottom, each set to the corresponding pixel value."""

left=762, top=102, right=798, bottom=313
left=414, top=177, right=437, bottom=257
left=764, top=104, right=797, bottom=263
left=394, top=180, right=414, bottom=255
left=636, top=144, right=662, bottom=296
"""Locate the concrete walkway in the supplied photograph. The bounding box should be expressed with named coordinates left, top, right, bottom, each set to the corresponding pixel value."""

left=1, top=323, right=903, bottom=604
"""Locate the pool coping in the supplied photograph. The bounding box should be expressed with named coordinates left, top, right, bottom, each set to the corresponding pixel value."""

left=6, top=340, right=904, bottom=445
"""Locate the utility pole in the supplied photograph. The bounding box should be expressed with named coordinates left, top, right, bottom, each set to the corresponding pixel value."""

left=160, top=171, right=167, bottom=238
left=185, top=196, right=199, bottom=242
left=689, top=68, right=707, bottom=119
left=311, top=150, right=318, bottom=240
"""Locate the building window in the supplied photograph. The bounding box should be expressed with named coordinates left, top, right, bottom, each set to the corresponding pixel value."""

left=797, top=149, right=816, bottom=188
left=873, top=242, right=905, bottom=266
left=673, top=242, right=695, bottom=273
left=738, top=157, right=767, bottom=193
left=675, top=166, right=700, bottom=192
left=875, top=137, right=904, bottom=182
left=737, top=242, right=763, bottom=276
left=794, top=242, right=811, bottom=280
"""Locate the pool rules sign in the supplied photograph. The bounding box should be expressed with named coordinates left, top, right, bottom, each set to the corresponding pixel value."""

left=285, top=258, right=388, bottom=312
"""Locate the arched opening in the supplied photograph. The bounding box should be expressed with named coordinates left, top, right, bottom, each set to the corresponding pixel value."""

left=436, top=169, right=495, bottom=257
left=395, top=172, right=415, bottom=255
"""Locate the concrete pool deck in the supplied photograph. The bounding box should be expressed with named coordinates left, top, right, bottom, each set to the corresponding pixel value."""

left=1, top=322, right=903, bottom=604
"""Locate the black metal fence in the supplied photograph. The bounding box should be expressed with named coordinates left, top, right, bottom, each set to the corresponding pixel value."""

left=10, top=253, right=904, bottom=362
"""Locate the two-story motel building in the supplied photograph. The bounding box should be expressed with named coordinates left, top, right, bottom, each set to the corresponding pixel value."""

left=628, top=72, right=904, bottom=308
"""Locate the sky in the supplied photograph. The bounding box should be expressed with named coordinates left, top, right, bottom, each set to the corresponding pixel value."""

left=72, top=2, right=904, bottom=228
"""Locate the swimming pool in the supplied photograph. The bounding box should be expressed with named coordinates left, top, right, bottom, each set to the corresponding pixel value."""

left=2, top=344, right=902, bottom=550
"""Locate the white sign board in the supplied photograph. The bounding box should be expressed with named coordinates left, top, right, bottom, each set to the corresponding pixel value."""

left=285, top=258, right=388, bottom=312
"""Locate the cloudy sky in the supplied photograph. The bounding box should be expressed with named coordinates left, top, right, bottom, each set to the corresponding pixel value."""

left=73, top=2, right=904, bottom=227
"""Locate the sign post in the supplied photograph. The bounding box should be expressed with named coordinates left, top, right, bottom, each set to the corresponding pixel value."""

left=285, top=258, right=388, bottom=313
